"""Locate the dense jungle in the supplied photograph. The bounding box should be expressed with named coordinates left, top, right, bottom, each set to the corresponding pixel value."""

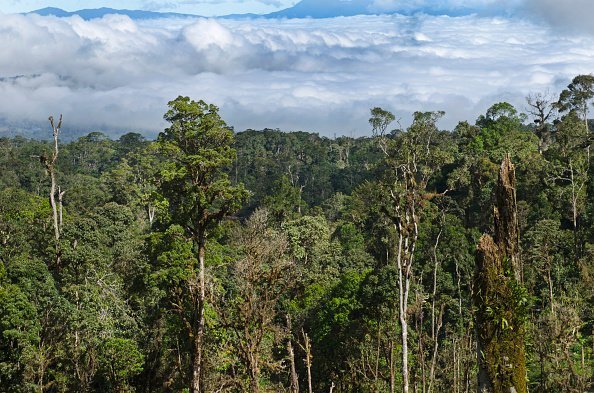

left=2, top=75, right=594, bottom=393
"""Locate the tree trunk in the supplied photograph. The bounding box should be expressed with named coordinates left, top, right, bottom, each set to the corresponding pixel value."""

left=288, top=339, right=300, bottom=393
left=474, top=156, right=527, bottom=393
left=191, top=243, right=206, bottom=393
left=148, top=205, right=156, bottom=226
left=493, top=156, right=521, bottom=282
left=49, top=169, right=59, bottom=244
left=286, top=316, right=300, bottom=393
left=428, top=305, right=444, bottom=393
left=302, top=330, right=313, bottom=393
left=428, top=228, right=443, bottom=393
left=58, top=187, right=65, bottom=231
left=389, top=338, right=395, bottom=393
left=44, top=115, right=63, bottom=268
left=396, top=229, right=409, bottom=393
left=249, top=359, right=260, bottom=393
left=374, top=321, right=381, bottom=392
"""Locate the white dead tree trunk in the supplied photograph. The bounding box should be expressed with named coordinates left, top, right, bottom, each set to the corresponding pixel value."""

left=370, top=108, right=445, bottom=393
left=39, top=115, right=63, bottom=268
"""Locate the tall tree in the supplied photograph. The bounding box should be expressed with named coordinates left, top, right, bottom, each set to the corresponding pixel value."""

left=155, top=96, right=247, bottom=393
left=556, top=74, right=594, bottom=131
left=370, top=109, right=448, bottom=393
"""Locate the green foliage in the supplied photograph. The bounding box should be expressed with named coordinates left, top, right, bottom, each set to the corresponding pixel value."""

left=1, top=83, right=594, bottom=392
left=0, top=283, right=40, bottom=391
left=156, top=96, right=248, bottom=237
left=556, top=74, right=594, bottom=122
left=97, top=337, right=144, bottom=391
left=262, top=175, right=306, bottom=220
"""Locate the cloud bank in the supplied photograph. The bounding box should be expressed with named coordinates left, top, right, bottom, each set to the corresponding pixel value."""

left=0, top=12, right=593, bottom=137
left=521, top=0, right=594, bottom=34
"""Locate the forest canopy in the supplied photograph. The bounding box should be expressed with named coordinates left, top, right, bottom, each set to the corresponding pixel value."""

left=1, top=75, right=594, bottom=392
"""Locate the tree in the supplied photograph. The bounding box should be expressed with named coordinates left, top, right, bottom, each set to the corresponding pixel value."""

left=546, top=111, right=590, bottom=257
left=38, top=115, right=65, bottom=269
left=526, top=91, right=556, bottom=154
left=263, top=175, right=306, bottom=221
left=556, top=74, right=594, bottom=131
left=370, top=109, right=450, bottom=393
left=219, top=209, right=294, bottom=393
left=155, top=96, right=248, bottom=393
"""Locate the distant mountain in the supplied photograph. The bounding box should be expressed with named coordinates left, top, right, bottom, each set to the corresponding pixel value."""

left=29, top=7, right=71, bottom=17
left=264, top=0, right=478, bottom=19
left=27, top=1, right=480, bottom=21
left=28, top=7, right=198, bottom=20
left=265, top=0, right=372, bottom=18
left=219, top=13, right=264, bottom=20
left=29, top=7, right=266, bottom=20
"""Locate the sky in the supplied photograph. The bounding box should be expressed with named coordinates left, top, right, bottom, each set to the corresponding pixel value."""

left=0, top=0, right=298, bottom=15
left=0, top=1, right=593, bottom=138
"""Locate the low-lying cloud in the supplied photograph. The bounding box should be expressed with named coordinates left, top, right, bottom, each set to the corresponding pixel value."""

left=0, top=12, right=593, bottom=138
left=521, top=0, right=594, bottom=34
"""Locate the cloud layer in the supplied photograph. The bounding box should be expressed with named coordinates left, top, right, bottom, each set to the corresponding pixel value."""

left=0, top=12, right=593, bottom=137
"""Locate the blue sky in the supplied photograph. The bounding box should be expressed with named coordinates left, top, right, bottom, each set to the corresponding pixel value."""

left=0, top=0, right=298, bottom=15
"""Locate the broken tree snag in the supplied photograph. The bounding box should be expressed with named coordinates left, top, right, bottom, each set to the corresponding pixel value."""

left=493, top=155, right=521, bottom=282
left=474, top=157, right=527, bottom=393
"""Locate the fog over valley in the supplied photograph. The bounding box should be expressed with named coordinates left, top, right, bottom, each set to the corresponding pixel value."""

left=0, top=0, right=593, bottom=136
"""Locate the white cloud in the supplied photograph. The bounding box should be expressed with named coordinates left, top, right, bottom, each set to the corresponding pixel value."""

left=368, top=0, right=525, bottom=15
left=0, top=12, right=592, bottom=138
left=520, top=0, right=594, bottom=34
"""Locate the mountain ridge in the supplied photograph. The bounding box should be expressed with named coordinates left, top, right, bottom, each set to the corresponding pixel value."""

left=267, top=0, right=372, bottom=18
left=27, top=1, right=479, bottom=20
left=28, top=7, right=198, bottom=20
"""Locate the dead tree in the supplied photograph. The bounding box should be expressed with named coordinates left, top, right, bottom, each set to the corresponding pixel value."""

left=39, top=115, right=63, bottom=268
left=473, top=156, right=527, bottom=393
left=300, top=329, right=313, bottom=393
left=526, top=92, right=555, bottom=154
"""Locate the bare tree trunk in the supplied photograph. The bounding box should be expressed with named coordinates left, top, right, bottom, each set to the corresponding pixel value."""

left=41, top=115, right=63, bottom=268
left=58, top=187, right=64, bottom=226
left=417, top=303, right=426, bottom=393
left=286, top=316, right=300, bottom=393
left=49, top=169, right=59, bottom=243
left=493, top=156, right=521, bottom=282
left=428, top=305, right=444, bottom=393
left=395, top=209, right=419, bottom=393
left=301, top=330, right=313, bottom=393
left=288, top=339, right=300, bottom=393
left=431, top=228, right=441, bottom=342
left=474, top=156, right=527, bottom=393
left=396, top=228, right=409, bottom=393
left=389, top=337, right=395, bottom=393
left=191, top=243, right=206, bottom=393
left=148, top=205, right=156, bottom=226
left=427, top=227, right=443, bottom=393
